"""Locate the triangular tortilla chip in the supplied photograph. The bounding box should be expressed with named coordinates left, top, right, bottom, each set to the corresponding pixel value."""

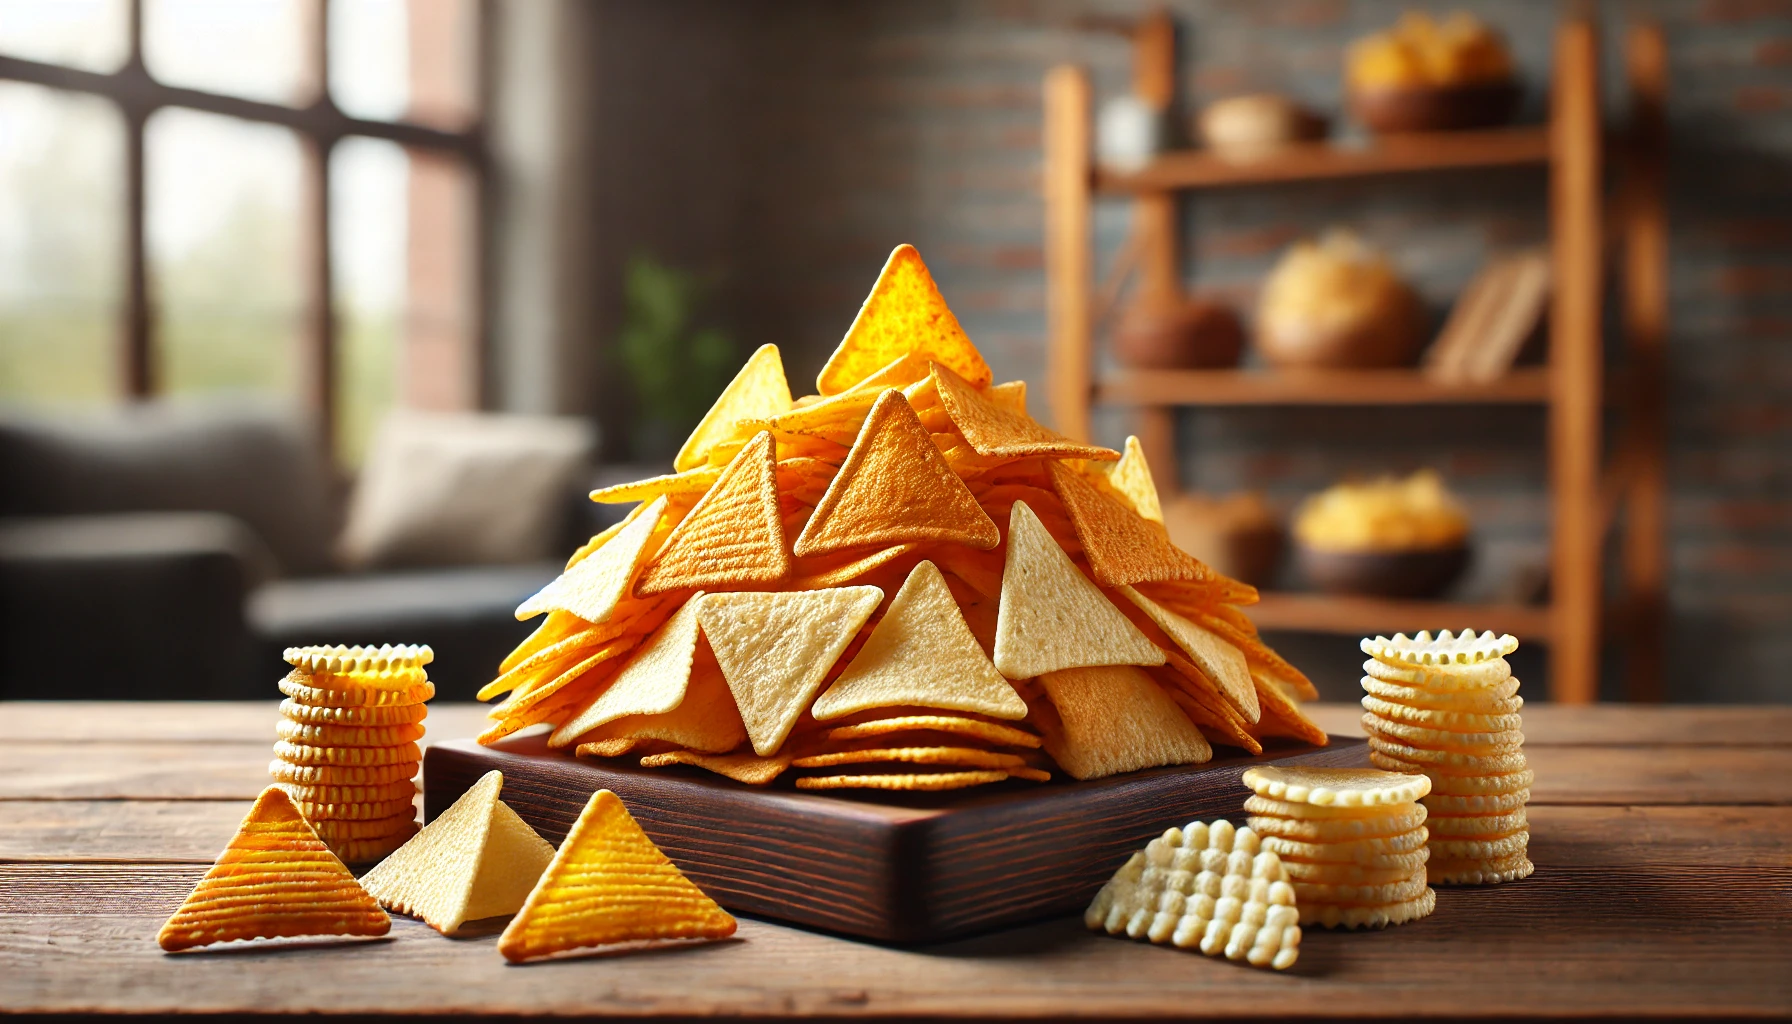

left=674, top=343, right=791, bottom=472
left=1118, top=586, right=1259, bottom=723
left=497, top=789, right=736, bottom=962
left=1248, top=667, right=1330, bottom=748
left=565, top=638, right=746, bottom=754
left=639, top=749, right=794, bottom=786
left=549, top=595, right=706, bottom=747
left=697, top=587, right=883, bottom=755
left=788, top=543, right=919, bottom=590
left=157, top=787, right=390, bottom=951
left=1150, top=665, right=1263, bottom=754
left=1185, top=604, right=1320, bottom=702
left=993, top=501, right=1164, bottom=679
left=516, top=496, right=667, bottom=623
left=1046, top=461, right=1220, bottom=589
left=1091, top=435, right=1163, bottom=523
left=499, top=610, right=589, bottom=676
left=812, top=561, right=1026, bottom=721
left=817, top=244, right=991, bottom=395
left=986, top=379, right=1027, bottom=415
left=1035, top=665, right=1212, bottom=780
left=793, top=390, right=999, bottom=557
left=359, top=770, right=554, bottom=934
left=930, top=362, right=1118, bottom=462
left=590, top=465, right=721, bottom=505
left=638, top=431, right=788, bottom=595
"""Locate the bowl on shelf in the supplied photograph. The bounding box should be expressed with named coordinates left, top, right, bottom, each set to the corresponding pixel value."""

left=1256, top=308, right=1425, bottom=369
left=1113, top=295, right=1244, bottom=370
left=1162, top=492, right=1284, bottom=588
left=1295, top=541, right=1472, bottom=600
left=1348, top=81, right=1520, bottom=134
left=1255, top=230, right=1427, bottom=370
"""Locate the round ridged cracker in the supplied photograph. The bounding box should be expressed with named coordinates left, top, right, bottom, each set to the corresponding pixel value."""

left=1274, top=845, right=1430, bottom=873
left=824, top=715, right=1042, bottom=749
left=1246, top=812, right=1426, bottom=843
left=284, top=643, right=433, bottom=675
left=267, top=758, right=420, bottom=787
left=1360, top=676, right=1522, bottom=711
left=1430, top=831, right=1530, bottom=861
left=278, top=673, right=433, bottom=708
left=1428, top=852, right=1534, bottom=885
left=1243, top=795, right=1426, bottom=822
left=1241, top=765, right=1430, bottom=807
left=1362, top=630, right=1517, bottom=666
left=1360, top=695, right=1522, bottom=732
left=1281, top=856, right=1426, bottom=885
left=795, top=770, right=1010, bottom=791
left=309, top=811, right=419, bottom=841
left=275, top=719, right=427, bottom=747
left=790, top=746, right=1028, bottom=771
left=287, top=795, right=418, bottom=821
left=1361, top=714, right=1524, bottom=753
left=1424, top=808, right=1529, bottom=838
left=278, top=699, right=428, bottom=726
left=273, top=780, right=417, bottom=805
left=329, top=826, right=419, bottom=864
left=1363, top=656, right=1514, bottom=690
left=272, top=740, right=422, bottom=767
left=1424, top=768, right=1535, bottom=796
left=1367, top=738, right=1529, bottom=774
left=1293, top=870, right=1429, bottom=906
left=1424, top=788, right=1530, bottom=814
left=1299, top=888, right=1435, bottom=930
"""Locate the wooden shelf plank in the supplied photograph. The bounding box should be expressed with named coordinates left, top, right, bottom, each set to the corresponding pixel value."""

left=1244, top=592, right=1555, bottom=642
left=1095, top=366, right=1552, bottom=406
left=1095, top=127, right=1551, bottom=192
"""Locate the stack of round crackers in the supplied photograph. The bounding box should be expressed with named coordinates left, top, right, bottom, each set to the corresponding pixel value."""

left=270, top=645, right=433, bottom=864
left=1242, top=765, right=1436, bottom=929
left=1360, top=630, right=1533, bottom=885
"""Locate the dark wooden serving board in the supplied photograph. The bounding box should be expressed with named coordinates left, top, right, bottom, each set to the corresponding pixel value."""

left=424, top=734, right=1368, bottom=943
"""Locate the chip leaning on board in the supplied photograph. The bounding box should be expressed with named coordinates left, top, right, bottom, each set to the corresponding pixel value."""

left=480, top=244, right=1327, bottom=790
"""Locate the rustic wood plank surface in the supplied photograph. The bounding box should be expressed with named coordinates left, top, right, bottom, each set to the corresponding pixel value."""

left=3, top=701, right=1789, bottom=1021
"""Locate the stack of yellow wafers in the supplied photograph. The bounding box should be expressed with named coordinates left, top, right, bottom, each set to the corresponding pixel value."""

left=1360, top=630, right=1534, bottom=885
left=270, top=644, right=433, bottom=864
left=1242, top=765, right=1436, bottom=929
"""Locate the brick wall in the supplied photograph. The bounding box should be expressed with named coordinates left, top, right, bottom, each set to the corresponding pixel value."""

left=573, top=0, right=1792, bottom=703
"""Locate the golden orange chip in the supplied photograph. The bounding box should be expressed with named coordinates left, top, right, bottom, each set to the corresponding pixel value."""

left=500, top=610, right=589, bottom=674
left=1249, top=668, right=1331, bottom=748
left=492, top=634, right=640, bottom=721
left=549, top=596, right=705, bottom=747
left=272, top=740, right=421, bottom=767
left=274, top=780, right=416, bottom=805
left=985, top=379, right=1027, bottom=414
left=792, top=746, right=1028, bottom=771
left=795, top=769, right=1010, bottom=791
left=1118, top=586, right=1259, bottom=723
left=639, top=749, right=794, bottom=786
left=498, top=789, right=737, bottom=962
left=824, top=714, right=1042, bottom=749
left=476, top=603, right=662, bottom=703
left=929, top=544, right=1004, bottom=600
left=1046, top=461, right=1220, bottom=589
left=674, top=342, right=792, bottom=472
left=638, top=431, right=789, bottom=595
left=311, top=811, right=420, bottom=842
left=1035, top=665, right=1212, bottom=780
left=156, top=787, right=389, bottom=952
left=515, top=495, right=667, bottom=623
left=277, top=699, right=427, bottom=728
left=274, top=719, right=425, bottom=748
left=929, top=361, right=1117, bottom=462
left=1187, top=607, right=1319, bottom=702
left=816, top=243, right=991, bottom=396
left=1088, top=435, right=1163, bottom=523
left=1153, top=667, right=1264, bottom=755
left=793, top=390, right=999, bottom=557
left=763, top=384, right=884, bottom=439
left=268, top=758, right=419, bottom=788
left=788, top=543, right=919, bottom=591
left=565, top=644, right=748, bottom=755
left=589, top=464, right=722, bottom=505
left=576, top=738, right=640, bottom=759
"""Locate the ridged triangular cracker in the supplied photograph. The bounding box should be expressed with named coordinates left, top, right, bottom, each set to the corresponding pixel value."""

left=993, top=501, right=1164, bottom=679
left=638, top=432, right=788, bottom=595
left=360, top=770, right=554, bottom=934
left=157, top=787, right=390, bottom=951
left=816, top=244, right=991, bottom=396
left=698, top=587, right=883, bottom=754
left=1046, top=461, right=1219, bottom=589
left=674, top=343, right=791, bottom=472
left=549, top=595, right=706, bottom=748
left=497, top=790, right=736, bottom=962
left=1119, top=586, right=1259, bottom=723
left=930, top=362, right=1117, bottom=462
left=1035, top=665, right=1212, bottom=780
left=793, top=390, right=998, bottom=558
left=516, top=496, right=667, bottom=623
left=1091, top=435, right=1163, bottom=523
left=812, top=560, right=1026, bottom=721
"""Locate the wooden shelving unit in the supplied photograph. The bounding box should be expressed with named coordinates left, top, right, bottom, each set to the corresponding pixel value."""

left=1043, top=12, right=1668, bottom=703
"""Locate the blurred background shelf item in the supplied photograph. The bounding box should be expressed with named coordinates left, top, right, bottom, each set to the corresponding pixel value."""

left=1095, top=367, right=1552, bottom=407
left=1196, top=93, right=1327, bottom=164
left=1425, top=250, right=1551, bottom=383
left=1248, top=592, right=1553, bottom=643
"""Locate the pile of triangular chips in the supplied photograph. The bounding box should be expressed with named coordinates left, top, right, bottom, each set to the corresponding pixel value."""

left=482, top=244, right=1326, bottom=790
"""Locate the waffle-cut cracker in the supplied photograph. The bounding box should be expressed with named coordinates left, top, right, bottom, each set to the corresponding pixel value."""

left=993, top=501, right=1164, bottom=679
left=929, top=361, right=1115, bottom=462
left=1118, top=586, right=1258, bottom=722
left=813, top=561, right=1025, bottom=722
left=1243, top=795, right=1425, bottom=822
left=823, top=714, right=1041, bottom=749
left=550, top=595, right=706, bottom=748
left=288, top=795, right=417, bottom=822
left=272, top=740, right=421, bottom=768
left=674, top=342, right=791, bottom=472
left=1246, top=811, right=1426, bottom=843
left=284, top=643, right=433, bottom=676
left=311, top=811, right=420, bottom=842
left=1243, top=765, right=1431, bottom=807
left=793, top=390, right=999, bottom=557
left=1367, top=737, right=1529, bottom=774
left=563, top=645, right=747, bottom=755
left=1088, top=435, right=1164, bottom=524
left=1085, top=820, right=1301, bottom=970
left=332, top=829, right=419, bottom=865
left=639, top=749, right=794, bottom=786
left=795, top=769, right=1011, bottom=791
left=1363, top=656, right=1515, bottom=690
left=792, top=745, right=1028, bottom=771
left=1046, top=460, right=1219, bottom=590
left=274, top=780, right=416, bottom=806
left=269, top=758, right=419, bottom=788
left=278, top=699, right=428, bottom=727
left=698, top=586, right=883, bottom=755
left=1362, top=714, right=1524, bottom=752
left=816, top=244, right=991, bottom=396
left=638, top=432, right=790, bottom=595
left=360, top=770, right=555, bottom=935
left=1422, top=768, right=1536, bottom=797
left=275, top=719, right=426, bottom=748
left=1292, top=869, right=1428, bottom=906
left=156, top=787, right=390, bottom=951
left=1424, top=808, right=1529, bottom=838
left=515, top=495, right=667, bottom=624
left=1428, top=854, right=1535, bottom=885
left=789, top=543, right=918, bottom=590
left=1360, top=694, right=1523, bottom=732
left=1300, top=888, right=1435, bottom=930
left=1261, top=831, right=1430, bottom=862
left=1424, top=788, right=1531, bottom=814
left=1430, top=831, right=1531, bottom=861
left=279, top=671, right=434, bottom=709
left=1363, top=628, right=1517, bottom=666
left=1247, top=668, right=1331, bottom=748
left=589, top=464, right=721, bottom=504
left=1036, top=665, right=1211, bottom=780
left=498, top=789, right=736, bottom=963
left=1280, top=850, right=1429, bottom=882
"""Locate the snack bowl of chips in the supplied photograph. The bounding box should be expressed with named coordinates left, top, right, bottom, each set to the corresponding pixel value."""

left=1345, top=11, right=1519, bottom=134
left=1294, top=471, right=1472, bottom=599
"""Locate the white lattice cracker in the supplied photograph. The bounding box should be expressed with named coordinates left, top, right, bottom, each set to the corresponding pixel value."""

left=283, top=644, right=435, bottom=676
left=1360, top=630, right=1518, bottom=666
left=1242, top=765, right=1431, bottom=807
left=1085, top=820, right=1301, bottom=970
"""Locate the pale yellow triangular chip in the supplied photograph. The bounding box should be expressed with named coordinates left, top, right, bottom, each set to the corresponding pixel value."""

left=360, top=770, right=554, bottom=934
left=674, top=343, right=791, bottom=472
left=637, top=431, right=788, bottom=595
left=930, top=361, right=1117, bottom=462
left=993, top=501, right=1165, bottom=679
left=516, top=495, right=667, bottom=623
left=1035, top=665, right=1212, bottom=780
left=1118, top=585, right=1259, bottom=723
left=157, top=787, right=390, bottom=951
left=1092, top=436, right=1163, bottom=524
left=816, top=244, right=991, bottom=395
left=812, top=560, right=1026, bottom=721
left=497, top=789, right=736, bottom=962
left=549, top=595, right=706, bottom=748
left=572, top=641, right=747, bottom=755
left=793, top=390, right=999, bottom=557
left=697, top=587, right=883, bottom=755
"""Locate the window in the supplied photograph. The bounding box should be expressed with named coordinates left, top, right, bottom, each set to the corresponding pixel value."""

left=0, top=0, right=486, bottom=461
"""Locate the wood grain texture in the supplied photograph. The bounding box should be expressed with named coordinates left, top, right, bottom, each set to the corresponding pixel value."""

left=1302, top=703, right=1792, bottom=746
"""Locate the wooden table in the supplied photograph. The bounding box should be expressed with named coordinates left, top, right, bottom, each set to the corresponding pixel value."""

left=4, top=702, right=1789, bottom=1021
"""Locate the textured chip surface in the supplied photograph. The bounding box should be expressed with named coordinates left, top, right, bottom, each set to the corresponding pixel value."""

left=516, top=496, right=666, bottom=623
left=929, top=361, right=1115, bottom=462
left=1046, top=460, right=1218, bottom=589
left=550, top=596, right=706, bottom=748
left=1242, top=766, right=1431, bottom=807
left=816, top=243, right=991, bottom=396
left=638, top=431, right=789, bottom=595
left=674, top=342, right=791, bottom=472
left=1036, top=665, right=1211, bottom=780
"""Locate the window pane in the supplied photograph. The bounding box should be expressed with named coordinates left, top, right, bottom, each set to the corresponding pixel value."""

left=0, top=83, right=123, bottom=407
left=144, top=0, right=313, bottom=104
left=147, top=109, right=304, bottom=404
left=0, top=0, right=129, bottom=72
left=330, top=0, right=477, bottom=127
